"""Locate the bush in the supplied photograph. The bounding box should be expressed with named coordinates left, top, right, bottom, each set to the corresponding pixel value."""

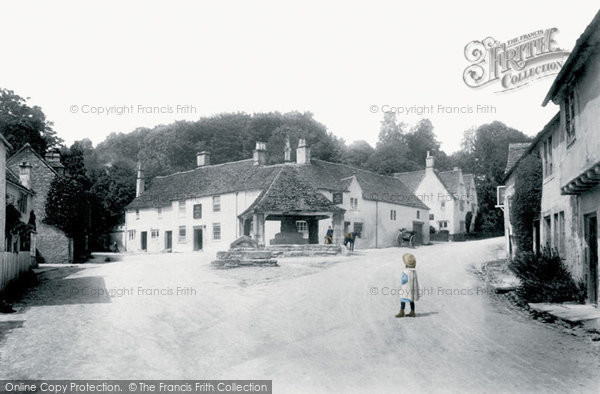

left=509, top=248, right=586, bottom=303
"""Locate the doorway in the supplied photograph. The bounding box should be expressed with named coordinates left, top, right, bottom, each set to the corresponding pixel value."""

left=141, top=231, right=147, bottom=251
left=584, top=214, right=598, bottom=305
left=165, top=231, right=172, bottom=251
left=412, top=221, right=423, bottom=245
left=193, top=228, right=203, bottom=251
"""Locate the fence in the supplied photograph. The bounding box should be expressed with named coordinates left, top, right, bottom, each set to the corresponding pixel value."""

left=0, top=251, right=32, bottom=294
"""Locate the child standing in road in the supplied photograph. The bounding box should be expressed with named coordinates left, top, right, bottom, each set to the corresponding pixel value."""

left=395, top=253, right=420, bottom=318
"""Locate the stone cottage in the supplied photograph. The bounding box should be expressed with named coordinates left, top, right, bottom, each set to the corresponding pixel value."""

left=7, top=144, right=73, bottom=264
left=394, top=152, right=478, bottom=239
left=124, top=140, right=430, bottom=253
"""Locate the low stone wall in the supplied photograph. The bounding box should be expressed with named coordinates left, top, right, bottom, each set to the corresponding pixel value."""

left=212, top=250, right=278, bottom=268
left=267, top=244, right=342, bottom=257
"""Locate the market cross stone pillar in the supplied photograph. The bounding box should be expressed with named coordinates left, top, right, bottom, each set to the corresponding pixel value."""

left=332, top=212, right=344, bottom=246
left=253, top=213, right=266, bottom=248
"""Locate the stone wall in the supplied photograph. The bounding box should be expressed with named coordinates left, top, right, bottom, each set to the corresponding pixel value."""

left=7, top=147, right=73, bottom=263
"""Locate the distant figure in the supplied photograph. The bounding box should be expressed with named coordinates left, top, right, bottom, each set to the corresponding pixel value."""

left=113, top=241, right=120, bottom=253
left=324, top=226, right=334, bottom=244
left=28, top=210, right=36, bottom=231
left=395, top=253, right=420, bottom=318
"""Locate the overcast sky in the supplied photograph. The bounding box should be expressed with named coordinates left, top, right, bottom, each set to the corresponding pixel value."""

left=1, top=1, right=597, bottom=153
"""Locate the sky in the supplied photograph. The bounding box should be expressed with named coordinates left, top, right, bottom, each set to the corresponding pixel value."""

left=1, top=1, right=598, bottom=153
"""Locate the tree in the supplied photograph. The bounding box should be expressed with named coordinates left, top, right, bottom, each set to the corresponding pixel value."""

left=43, top=176, right=87, bottom=238
left=0, top=88, right=62, bottom=155
left=342, top=140, right=375, bottom=168
left=510, top=152, right=542, bottom=252
left=405, top=119, right=441, bottom=168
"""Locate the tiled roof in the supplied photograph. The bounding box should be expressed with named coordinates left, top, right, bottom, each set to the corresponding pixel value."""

left=127, top=159, right=430, bottom=210
left=393, top=170, right=426, bottom=193
left=463, top=173, right=474, bottom=186
left=438, top=170, right=462, bottom=197
left=504, top=143, right=531, bottom=175
left=242, top=166, right=345, bottom=215
left=543, top=10, right=600, bottom=106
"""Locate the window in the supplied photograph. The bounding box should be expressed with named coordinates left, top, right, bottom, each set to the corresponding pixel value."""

left=193, top=204, right=202, bottom=219
left=128, top=230, right=136, bottom=240
left=460, top=200, right=465, bottom=211
left=353, top=222, right=363, bottom=234
left=559, top=211, right=565, bottom=255
left=212, top=196, right=221, bottom=212
left=565, top=90, right=576, bottom=144
left=151, top=229, right=159, bottom=238
left=416, top=210, right=420, bottom=219
left=440, top=201, right=446, bottom=210
left=135, top=209, right=140, bottom=220
left=350, top=197, right=358, bottom=211
left=17, top=192, right=27, bottom=213
left=178, top=200, right=186, bottom=214
left=543, top=137, right=553, bottom=177
left=439, top=221, right=448, bottom=229
left=178, top=226, right=186, bottom=242
left=544, top=215, right=551, bottom=248
left=429, top=213, right=435, bottom=220
left=390, top=210, right=396, bottom=220
left=157, top=207, right=162, bottom=217
left=213, top=223, right=221, bottom=240
left=296, top=220, right=308, bottom=238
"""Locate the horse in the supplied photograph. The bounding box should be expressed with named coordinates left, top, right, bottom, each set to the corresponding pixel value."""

left=343, top=231, right=361, bottom=251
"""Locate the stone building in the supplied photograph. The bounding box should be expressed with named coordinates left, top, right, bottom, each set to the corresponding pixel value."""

left=394, top=152, right=478, bottom=239
left=125, top=140, right=430, bottom=254
left=7, top=144, right=73, bottom=264
left=501, top=10, right=600, bottom=305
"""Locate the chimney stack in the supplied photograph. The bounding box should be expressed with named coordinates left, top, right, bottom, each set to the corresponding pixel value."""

left=196, top=151, right=211, bottom=167
left=136, top=162, right=145, bottom=197
left=426, top=151, right=435, bottom=173
left=45, top=151, right=65, bottom=176
left=284, top=136, right=291, bottom=163
left=253, top=142, right=267, bottom=166
left=296, top=139, right=311, bottom=165
left=453, top=166, right=460, bottom=171
left=19, top=162, right=32, bottom=189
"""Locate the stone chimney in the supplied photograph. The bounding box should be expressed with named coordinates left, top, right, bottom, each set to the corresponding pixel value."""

left=426, top=151, right=435, bottom=173
left=253, top=142, right=267, bottom=166
left=454, top=166, right=460, bottom=171
left=196, top=151, right=211, bottom=167
left=284, top=136, right=291, bottom=163
left=296, top=139, right=311, bottom=165
left=45, top=151, right=65, bottom=176
left=19, top=162, right=32, bottom=189
left=136, top=162, right=145, bottom=197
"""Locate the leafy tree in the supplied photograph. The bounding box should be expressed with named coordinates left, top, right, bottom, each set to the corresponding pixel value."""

left=405, top=119, right=441, bottom=168
left=0, top=88, right=62, bottom=155
left=43, top=176, right=87, bottom=238
left=342, top=140, right=375, bottom=168
left=510, top=152, right=542, bottom=252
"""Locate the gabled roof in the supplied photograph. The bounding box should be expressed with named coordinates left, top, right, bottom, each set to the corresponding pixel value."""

left=438, top=169, right=463, bottom=197
left=241, top=166, right=345, bottom=216
left=543, top=10, right=600, bottom=106
left=504, top=143, right=531, bottom=175
left=127, top=158, right=430, bottom=210
left=394, top=168, right=463, bottom=200
left=6, top=168, right=34, bottom=194
left=6, top=143, right=62, bottom=177
left=393, top=170, right=426, bottom=192
left=502, top=112, right=559, bottom=183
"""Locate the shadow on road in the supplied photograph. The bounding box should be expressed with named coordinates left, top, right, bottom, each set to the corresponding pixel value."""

left=12, top=266, right=112, bottom=310
left=0, top=321, right=24, bottom=343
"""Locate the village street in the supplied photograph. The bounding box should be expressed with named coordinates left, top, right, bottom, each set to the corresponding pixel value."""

left=0, top=238, right=599, bottom=393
